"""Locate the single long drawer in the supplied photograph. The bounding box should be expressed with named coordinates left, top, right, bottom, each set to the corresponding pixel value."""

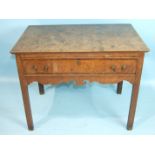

left=22, top=59, right=137, bottom=74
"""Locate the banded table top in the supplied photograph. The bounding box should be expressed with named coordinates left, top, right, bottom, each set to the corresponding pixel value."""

left=11, top=24, right=149, bottom=53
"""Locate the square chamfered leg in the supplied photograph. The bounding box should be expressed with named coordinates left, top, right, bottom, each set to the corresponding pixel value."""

left=38, top=83, right=45, bottom=95
left=20, top=81, right=34, bottom=130
left=127, top=82, right=140, bottom=130
left=127, top=54, right=144, bottom=130
left=117, top=81, right=123, bottom=94
left=16, top=55, right=34, bottom=130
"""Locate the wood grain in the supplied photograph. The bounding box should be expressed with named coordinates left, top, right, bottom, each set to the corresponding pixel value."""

left=22, top=59, right=137, bottom=74
left=11, top=24, right=149, bottom=53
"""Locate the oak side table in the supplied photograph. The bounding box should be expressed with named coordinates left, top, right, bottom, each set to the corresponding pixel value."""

left=11, top=24, right=149, bottom=130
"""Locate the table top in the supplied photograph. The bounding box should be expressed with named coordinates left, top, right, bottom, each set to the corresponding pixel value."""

left=11, top=24, right=149, bottom=53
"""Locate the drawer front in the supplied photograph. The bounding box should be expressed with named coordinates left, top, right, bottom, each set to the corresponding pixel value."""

left=22, top=59, right=137, bottom=74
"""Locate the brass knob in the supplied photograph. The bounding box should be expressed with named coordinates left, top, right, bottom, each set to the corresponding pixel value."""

left=32, top=65, right=38, bottom=72
left=121, top=64, right=127, bottom=71
left=111, top=65, right=116, bottom=72
left=43, top=65, right=48, bottom=72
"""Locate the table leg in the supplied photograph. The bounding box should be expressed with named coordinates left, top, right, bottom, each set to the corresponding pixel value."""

left=20, top=81, right=34, bottom=130
left=117, top=81, right=123, bottom=94
left=127, top=82, right=140, bottom=130
left=38, top=83, right=45, bottom=95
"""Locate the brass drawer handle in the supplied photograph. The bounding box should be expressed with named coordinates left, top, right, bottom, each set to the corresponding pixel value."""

left=43, top=65, right=48, bottom=72
left=111, top=65, right=116, bottom=72
left=121, top=64, right=127, bottom=71
left=32, top=65, right=38, bottom=72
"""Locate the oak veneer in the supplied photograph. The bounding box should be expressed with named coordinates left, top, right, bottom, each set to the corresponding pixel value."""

left=11, top=24, right=149, bottom=130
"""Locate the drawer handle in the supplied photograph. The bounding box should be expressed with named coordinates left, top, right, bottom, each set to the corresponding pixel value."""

left=43, top=65, right=48, bottom=72
left=121, top=64, right=127, bottom=71
left=32, top=65, right=38, bottom=72
left=111, top=65, right=116, bottom=72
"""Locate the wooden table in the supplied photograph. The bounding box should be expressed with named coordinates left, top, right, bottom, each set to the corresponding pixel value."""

left=11, top=24, right=149, bottom=130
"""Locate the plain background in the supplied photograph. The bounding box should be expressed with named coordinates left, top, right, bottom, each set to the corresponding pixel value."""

left=0, top=19, right=155, bottom=134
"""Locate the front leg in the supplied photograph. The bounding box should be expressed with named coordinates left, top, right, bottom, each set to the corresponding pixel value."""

left=20, top=81, right=34, bottom=130
left=16, top=55, right=34, bottom=130
left=127, top=82, right=140, bottom=130
left=127, top=54, right=144, bottom=130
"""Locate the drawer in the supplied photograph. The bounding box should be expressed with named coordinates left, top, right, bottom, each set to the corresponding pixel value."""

left=22, top=59, right=137, bottom=74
